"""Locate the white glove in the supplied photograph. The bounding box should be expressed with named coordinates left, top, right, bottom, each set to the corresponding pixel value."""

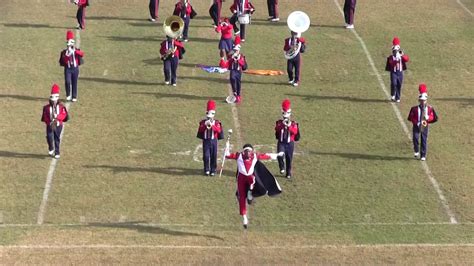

left=278, top=152, right=285, bottom=157
left=269, top=153, right=280, bottom=160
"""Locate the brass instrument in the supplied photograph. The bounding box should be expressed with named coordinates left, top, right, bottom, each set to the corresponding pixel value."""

left=283, top=118, right=291, bottom=127
left=163, top=15, right=185, bottom=39
left=205, top=118, right=215, bottom=129
left=284, top=11, right=310, bottom=60
left=420, top=104, right=428, bottom=132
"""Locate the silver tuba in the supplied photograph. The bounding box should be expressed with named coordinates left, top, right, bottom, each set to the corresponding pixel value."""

left=285, top=11, right=310, bottom=60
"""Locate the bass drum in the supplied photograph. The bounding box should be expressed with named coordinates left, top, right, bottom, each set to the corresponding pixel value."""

left=238, top=14, right=250, bottom=25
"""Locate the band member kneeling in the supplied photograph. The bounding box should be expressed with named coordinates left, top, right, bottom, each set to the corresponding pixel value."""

left=225, top=144, right=283, bottom=229
left=41, top=84, right=69, bottom=159
left=197, top=100, right=224, bottom=176
left=160, top=36, right=185, bottom=86
left=219, top=45, right=247, bottom=103
left=275, top=99, right=300, bottom=179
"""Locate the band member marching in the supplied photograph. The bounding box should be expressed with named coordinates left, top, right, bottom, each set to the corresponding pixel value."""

left=219, top=43, right=247, bottom=103
left=160, top=36, right=185, bottom=86
left=209, top=0, right=224, bottom=27
left=229, top=0, right=255, bottom=42
left=72, top=0, right=89, bottom=30
left=197, top=100, right=224, bottom=176
left=149, top=0, right=160, bottom=22
left=215, top=18, right=234, bottom=59
left=385, top=37, right=410, bottom=103
left=41, top=84, right=69, bottom=159
left=173, top=0, right=197, bottom=42
left=225, top=144, right=283, bottom=228
left=284, top=31, right=306, bottom=87
left=407, top=84, right=438, bottom=161
left=275, top=99, right=300, bottom=179
left=267, top=0, right=279, bottom=22
left=59, top=31, right=84, bottom=102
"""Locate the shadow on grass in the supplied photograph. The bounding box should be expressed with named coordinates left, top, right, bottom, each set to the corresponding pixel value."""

left=103, top=35, right=159, bottom=42
left=0, top=94, right=45, bottom=101
left=142, top=58, right=200, bottom=68
left=84, top=164, right=236, bottom=177
left=84, top=16, right=144, bottom=22
left=286, top=93, right=387, bottom=103
left=2, top=23, right=70, bottom=29
left=435, top=97, right=473, bottom=107
left=0, top=150, right=49, bottom=159
left=308, top=151, right=412, bottom=161
left=82, top=77, right=158, bottom=86
left=131, top=91, right=214, bottom=101
left=87, top=221, right=224, bottom=240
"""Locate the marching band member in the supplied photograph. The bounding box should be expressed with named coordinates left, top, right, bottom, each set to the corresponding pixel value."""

left=407, top=84, right=438, bottom=161
left=197, top=100, right=224, bottom=176
left=59, top=31, right=84, bottom=102
left=215, top=18, right=234, bottom=59
left=209, top=0, right=224, bottom=27
left=229, top=0, right=255, bottom=42
left=160, top=36, right=185, bottom=86
left=343, top=0, right=356, bottom=29
left=41, top=84, right=69, bottom=159
left=219, top=44, right=247, bottom=103
left=385, top=37, right=410, bottom=103
left=275, top=99, right=299, bottom=179
left=267, top=0, right=279, bottom=22
left=225, top=144, right=283, bottom=229
left=73, top=0, right=89, bottom=30
left=149, top=0, right=160, bottom=22
left=173, top=0, right=197, bottom=42
left=284, top=31, right=306, bottom=87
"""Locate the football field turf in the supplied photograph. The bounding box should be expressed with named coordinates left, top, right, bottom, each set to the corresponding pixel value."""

left=0, top=0, right=473, bottom=263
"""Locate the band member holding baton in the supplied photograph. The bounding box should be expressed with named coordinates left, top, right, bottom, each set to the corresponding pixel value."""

left=275, top=99, right=300, bottom=179
left=41, top=84, right=69, bottom=159
left=225, top=144, right=283, bottom=229
left=407, top=84, right=438, bottom=161
left=196, top=100, right=224, bottom=176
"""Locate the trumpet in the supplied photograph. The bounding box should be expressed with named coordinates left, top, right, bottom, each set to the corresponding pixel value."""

left=283, top=118, right=291, bottom=127
left=205, top=118, right=215, bottom=129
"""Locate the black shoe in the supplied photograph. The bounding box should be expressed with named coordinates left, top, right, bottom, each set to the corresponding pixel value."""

left=243, top=224, right=248, bottom=229
left=247, top=198, right=253, bottom=205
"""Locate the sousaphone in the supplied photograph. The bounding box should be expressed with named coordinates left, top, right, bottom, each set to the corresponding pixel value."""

left=285, top=11, right=310, bottom=60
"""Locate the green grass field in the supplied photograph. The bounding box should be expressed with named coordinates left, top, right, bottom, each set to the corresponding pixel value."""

left=0, top=0, right=473, bottom=263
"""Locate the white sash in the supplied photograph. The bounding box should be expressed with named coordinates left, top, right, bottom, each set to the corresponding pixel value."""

left=237, top=153, right=257, bottom=176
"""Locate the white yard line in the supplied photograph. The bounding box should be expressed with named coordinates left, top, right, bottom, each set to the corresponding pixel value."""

left=1, top=243, right=473, bottom=250
left=37, top=103, right=71, bottom=225
left=229, top=85, right=243, bottom=148
left=37, top=29, right=81, bottom=225
left=332, top=0, right=458, bottom=224
left=456, top=0, right=474, bottom=16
